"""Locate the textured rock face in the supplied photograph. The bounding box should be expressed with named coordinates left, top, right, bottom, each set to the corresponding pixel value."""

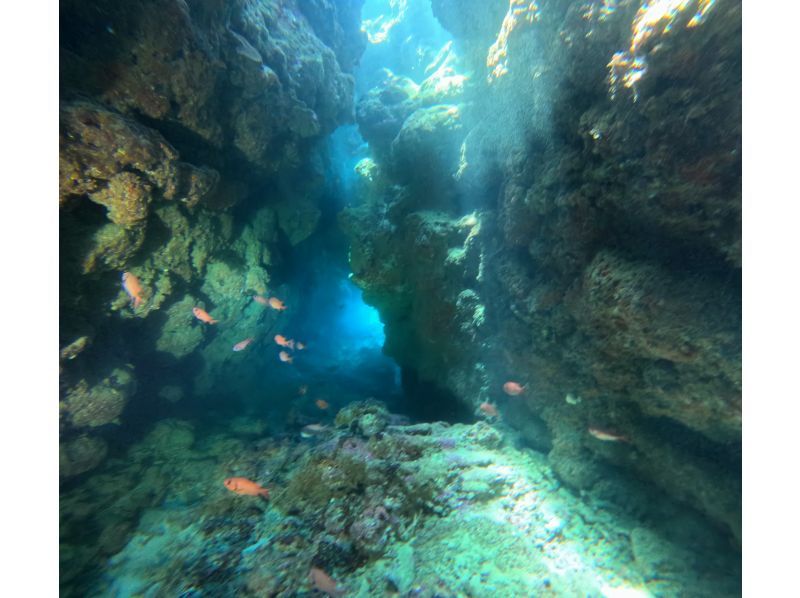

left=59, top=0, right=365, bottom=477
left=343, top=0, right=741, bottom=539
left=62, top=366, right=136, bottom=429
left=61, top=0, right=364, bottom=175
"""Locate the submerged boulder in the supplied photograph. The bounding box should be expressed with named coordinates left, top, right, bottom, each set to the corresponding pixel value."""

left=63, top=366, right=136, bottom=428
left=60, top=434, right=109, bottom=478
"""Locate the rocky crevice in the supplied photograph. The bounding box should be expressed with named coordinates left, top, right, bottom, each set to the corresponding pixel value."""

left=342, top=0, right=741, bottom=541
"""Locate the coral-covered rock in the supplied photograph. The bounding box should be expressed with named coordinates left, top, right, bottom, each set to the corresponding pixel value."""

left=345, top=0, right=741, bottom=540
left=275, top=196, right=322, bottom=246
left=155, top=295, right=205, bottom=359
left=334, top=400, right=390, bottom=437
left=390, top=104, right=463, bottom=192
left=60, top=0, right=365, bottom=430
left=60, top=434, right=108, bottom=478
left=356, top=74, right=421, bottom=158
left=157, top=385, right=184, bottom=404
left=59, top=102, right=216, bottom=225
left=64, top=366, right=136, bottom=428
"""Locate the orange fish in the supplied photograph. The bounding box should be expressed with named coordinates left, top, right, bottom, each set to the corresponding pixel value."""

left=503, top=381, right=526, bottom=396
left=232, top=338, right=255, bottom=352
left=223, top=477, right=270, bottom=498
left=298, top=385, right=308, bottom=395
left=315, top=399, right=329, bottom=410
left=588, top=427, right=630, bottom=443
left=295, top=342, right=306, bottom=350
left=121, top=272, right=145, bottom=309
left=192, top=306, right=218, bottom=324
left=268, top=297, right=287, bottom=311
left=253, top=295, right=270, bottom=306
left=309, top=567, right=343, bottom=597
left=479, top=402, right=499, bottom=418
left=274, top=334, right=295, bottom=349
left=279, top=350, right=293, bottom=363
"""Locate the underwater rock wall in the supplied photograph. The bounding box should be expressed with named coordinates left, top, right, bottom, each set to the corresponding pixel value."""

left=59, top=0, right=366, bottom=477
left=343, top=0, right=741, bottom=539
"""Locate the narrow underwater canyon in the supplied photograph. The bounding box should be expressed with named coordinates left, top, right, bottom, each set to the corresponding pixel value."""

left=59, top=0, right=741, bottom=596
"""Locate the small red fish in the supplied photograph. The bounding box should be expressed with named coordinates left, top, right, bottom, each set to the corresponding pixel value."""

left=503, top=381, right=526, bottom=396
left=192, top=306, right=218, bottom=324
left=274, top=334, right=295, bottom=349
left=253, top=295, right=270, bottom=306
left=223, top=477, right=270, bottom=498
left=479, top=402, right=499, bottom=418
left=121, top=272, right=145, bottom=309
left=268, top=297, right=287, bottom=311
left=309, top=567, right=343, bottom=597
left=279, top=350, right=293, bottom=363
left=315, top=399, right=329, bottom=410
left=588, top=426, right=630, bottom=443
left=232, top=338, right=255, bottom=352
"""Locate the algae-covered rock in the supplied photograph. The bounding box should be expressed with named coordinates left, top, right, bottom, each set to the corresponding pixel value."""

left=59, top=336, right=91, bottom=363
left=275, top=196, right=322, bottom=246
left=334, top=400, right=389, bottom=437
left=60, top=101, right=217, bottom=227
left=390, top=104, right=463, bottom=191
left=157, top=385, right=184, bottom=404
left=60, top=101, right=176, bottom=209
left=60, top=0, right=365, bottom=443
left=129, top=419, right=196, bottom=461
left=155, top=295, right=206, bottom=358
left=80, top=223, right=146, bottom=275
left=201, top=261, right=245, bottom=306
left=60, top=434, right=108, bottom=478
left=232, top=207, right=278, bottom=294
left=147, top=204, right=228, bottom=284
left=64, top=366, right=136, bottom=428
left=356, top=74, right=422, bottom=158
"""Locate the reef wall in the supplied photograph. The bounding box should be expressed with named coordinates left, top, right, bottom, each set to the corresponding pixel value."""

left=59, top=0, right=366, bottom=478
left=342, top=0, right=741, bottom=540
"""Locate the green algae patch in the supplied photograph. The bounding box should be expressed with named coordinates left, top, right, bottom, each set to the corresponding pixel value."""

left=155, top=295, right=205, bottom=358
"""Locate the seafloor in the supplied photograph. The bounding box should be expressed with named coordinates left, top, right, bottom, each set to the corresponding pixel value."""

left=62, top=402, right=739, bottom=597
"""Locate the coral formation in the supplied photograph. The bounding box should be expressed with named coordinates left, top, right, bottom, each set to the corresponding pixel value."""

left=342, top=0, right=741, bottom=541
left=60, top=435, right=108, bottom=479
left=59, top=0, right=365, bottom=469
left=63, top=366, right=136, bottom=429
